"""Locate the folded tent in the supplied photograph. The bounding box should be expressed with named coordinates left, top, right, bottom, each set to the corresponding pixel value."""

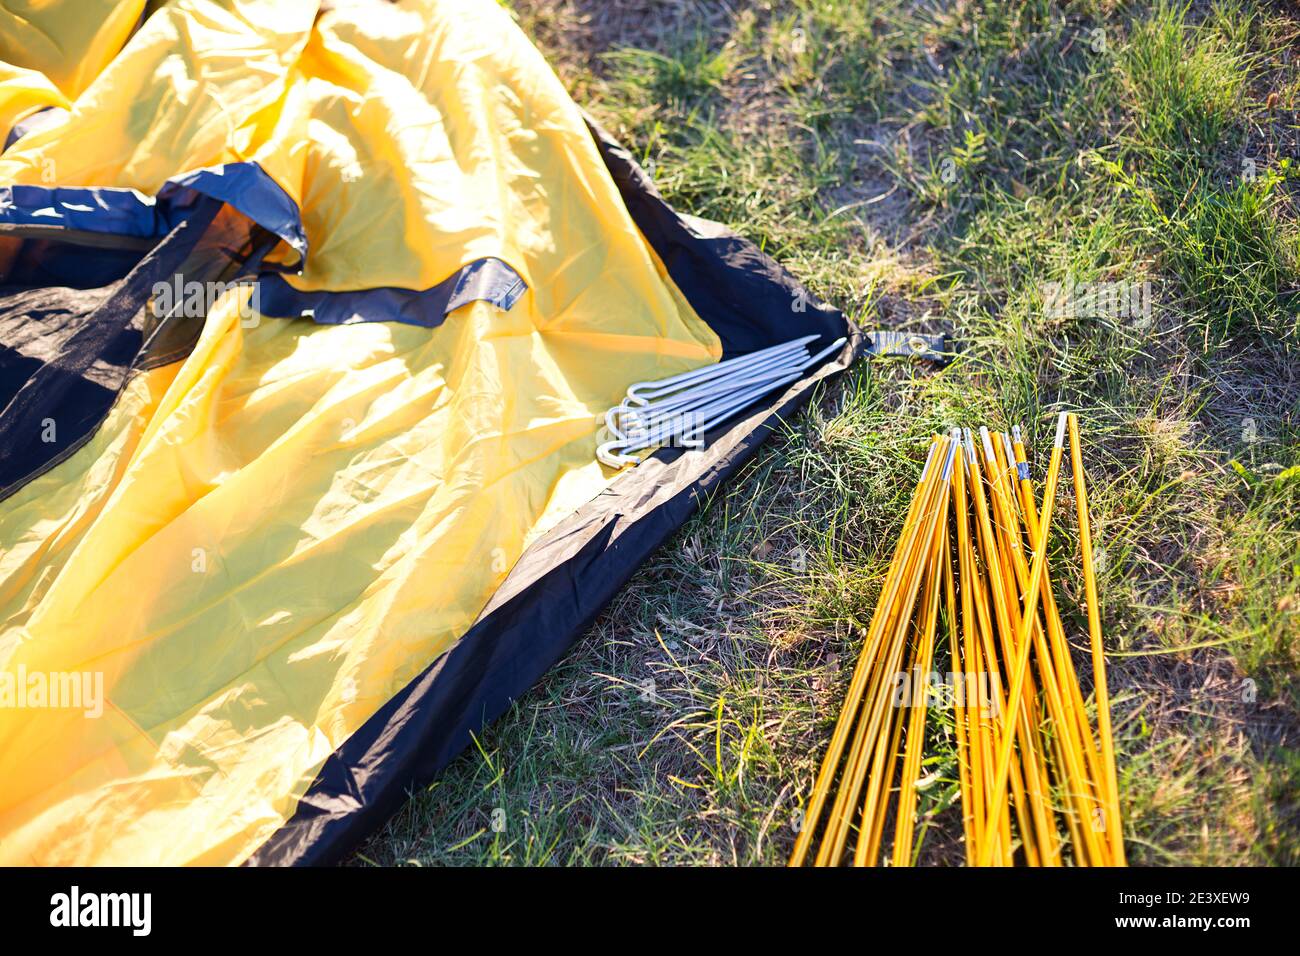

left=0, top=0, right=852, bottom=865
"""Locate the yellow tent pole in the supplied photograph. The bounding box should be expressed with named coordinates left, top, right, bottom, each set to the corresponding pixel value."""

left=963, top=433, right=1036, bottom=865
left=973, top=424, right=1059, bottom=866
left=1069, top=413, right=1126, bottom=866
left=989, top=429, right=1103, bottom=865
left=968, top=429, right=1054, bottom=863
left=891, top=509, right=946, bottom=865
left=962, top=438, right=1016, bottom=863
left=826, top=609, right=909, bottom=863
left=1009, top=427, right=1108, bottom=865
left=855, top=622, right=914, bottom=866
left=1011, top=426, right=1108, bottom=811
left=966, top=558, right=1006, bottom=863
left=815, top=440, right=951, bottom=864
left=951, top=439, right=983, bottom=864
left=942, top=479, right=974, bottom=861
left=978, top=427, right=1060, bottom=866
left=827, top=446, right=953, bottom=863
left=792, top=425, right=1123, bottom=868
left=856, top=513, right=944, bottom=866
left=977, top=413, right=1067, bottom=866
left=789, top=438, right=941, bottom=866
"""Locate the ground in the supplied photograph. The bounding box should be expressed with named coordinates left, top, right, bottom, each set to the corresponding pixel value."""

left=353, top=0, right=1299, bottom=866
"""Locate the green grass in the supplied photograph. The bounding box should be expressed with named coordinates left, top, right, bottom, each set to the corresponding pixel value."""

left=353, top=0, right=1299, bottom=866
left=1112, top=2, right=1300, bottom=343
left=1121, top=1, right=1251, bottom=161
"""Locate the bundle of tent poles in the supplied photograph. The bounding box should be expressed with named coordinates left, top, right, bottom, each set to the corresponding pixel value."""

left=790, top=414, right=1125, bottom=867
left=597, top=335, right=846, bottom=467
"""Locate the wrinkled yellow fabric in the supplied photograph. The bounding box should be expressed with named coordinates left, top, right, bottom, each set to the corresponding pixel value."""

left=0, top=0, right=720, bottom=864
left=0, top=62, right=69, bottom=146
left=0, top=0, right=316, bottom=193
left=0, top=1, right=145, bottom=101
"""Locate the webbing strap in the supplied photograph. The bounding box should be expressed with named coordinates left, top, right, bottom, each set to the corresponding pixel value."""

left=864, top=330, right=950, bottom=365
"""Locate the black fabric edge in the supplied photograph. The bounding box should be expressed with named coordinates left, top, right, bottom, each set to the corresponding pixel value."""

left=247, top=121, right=858, bottom=867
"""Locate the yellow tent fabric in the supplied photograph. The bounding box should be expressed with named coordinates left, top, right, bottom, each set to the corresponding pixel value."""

left=0, top=1, right=145, bottom=101
left=0, top=61, right=69, bottom=148
left=0, top=0, right=719, bottom=864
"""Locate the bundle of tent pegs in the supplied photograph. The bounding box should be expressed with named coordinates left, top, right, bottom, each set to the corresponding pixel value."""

left=597, top=335, right=845, bottom=468
left=789, top=414, right=1125, bottom=867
